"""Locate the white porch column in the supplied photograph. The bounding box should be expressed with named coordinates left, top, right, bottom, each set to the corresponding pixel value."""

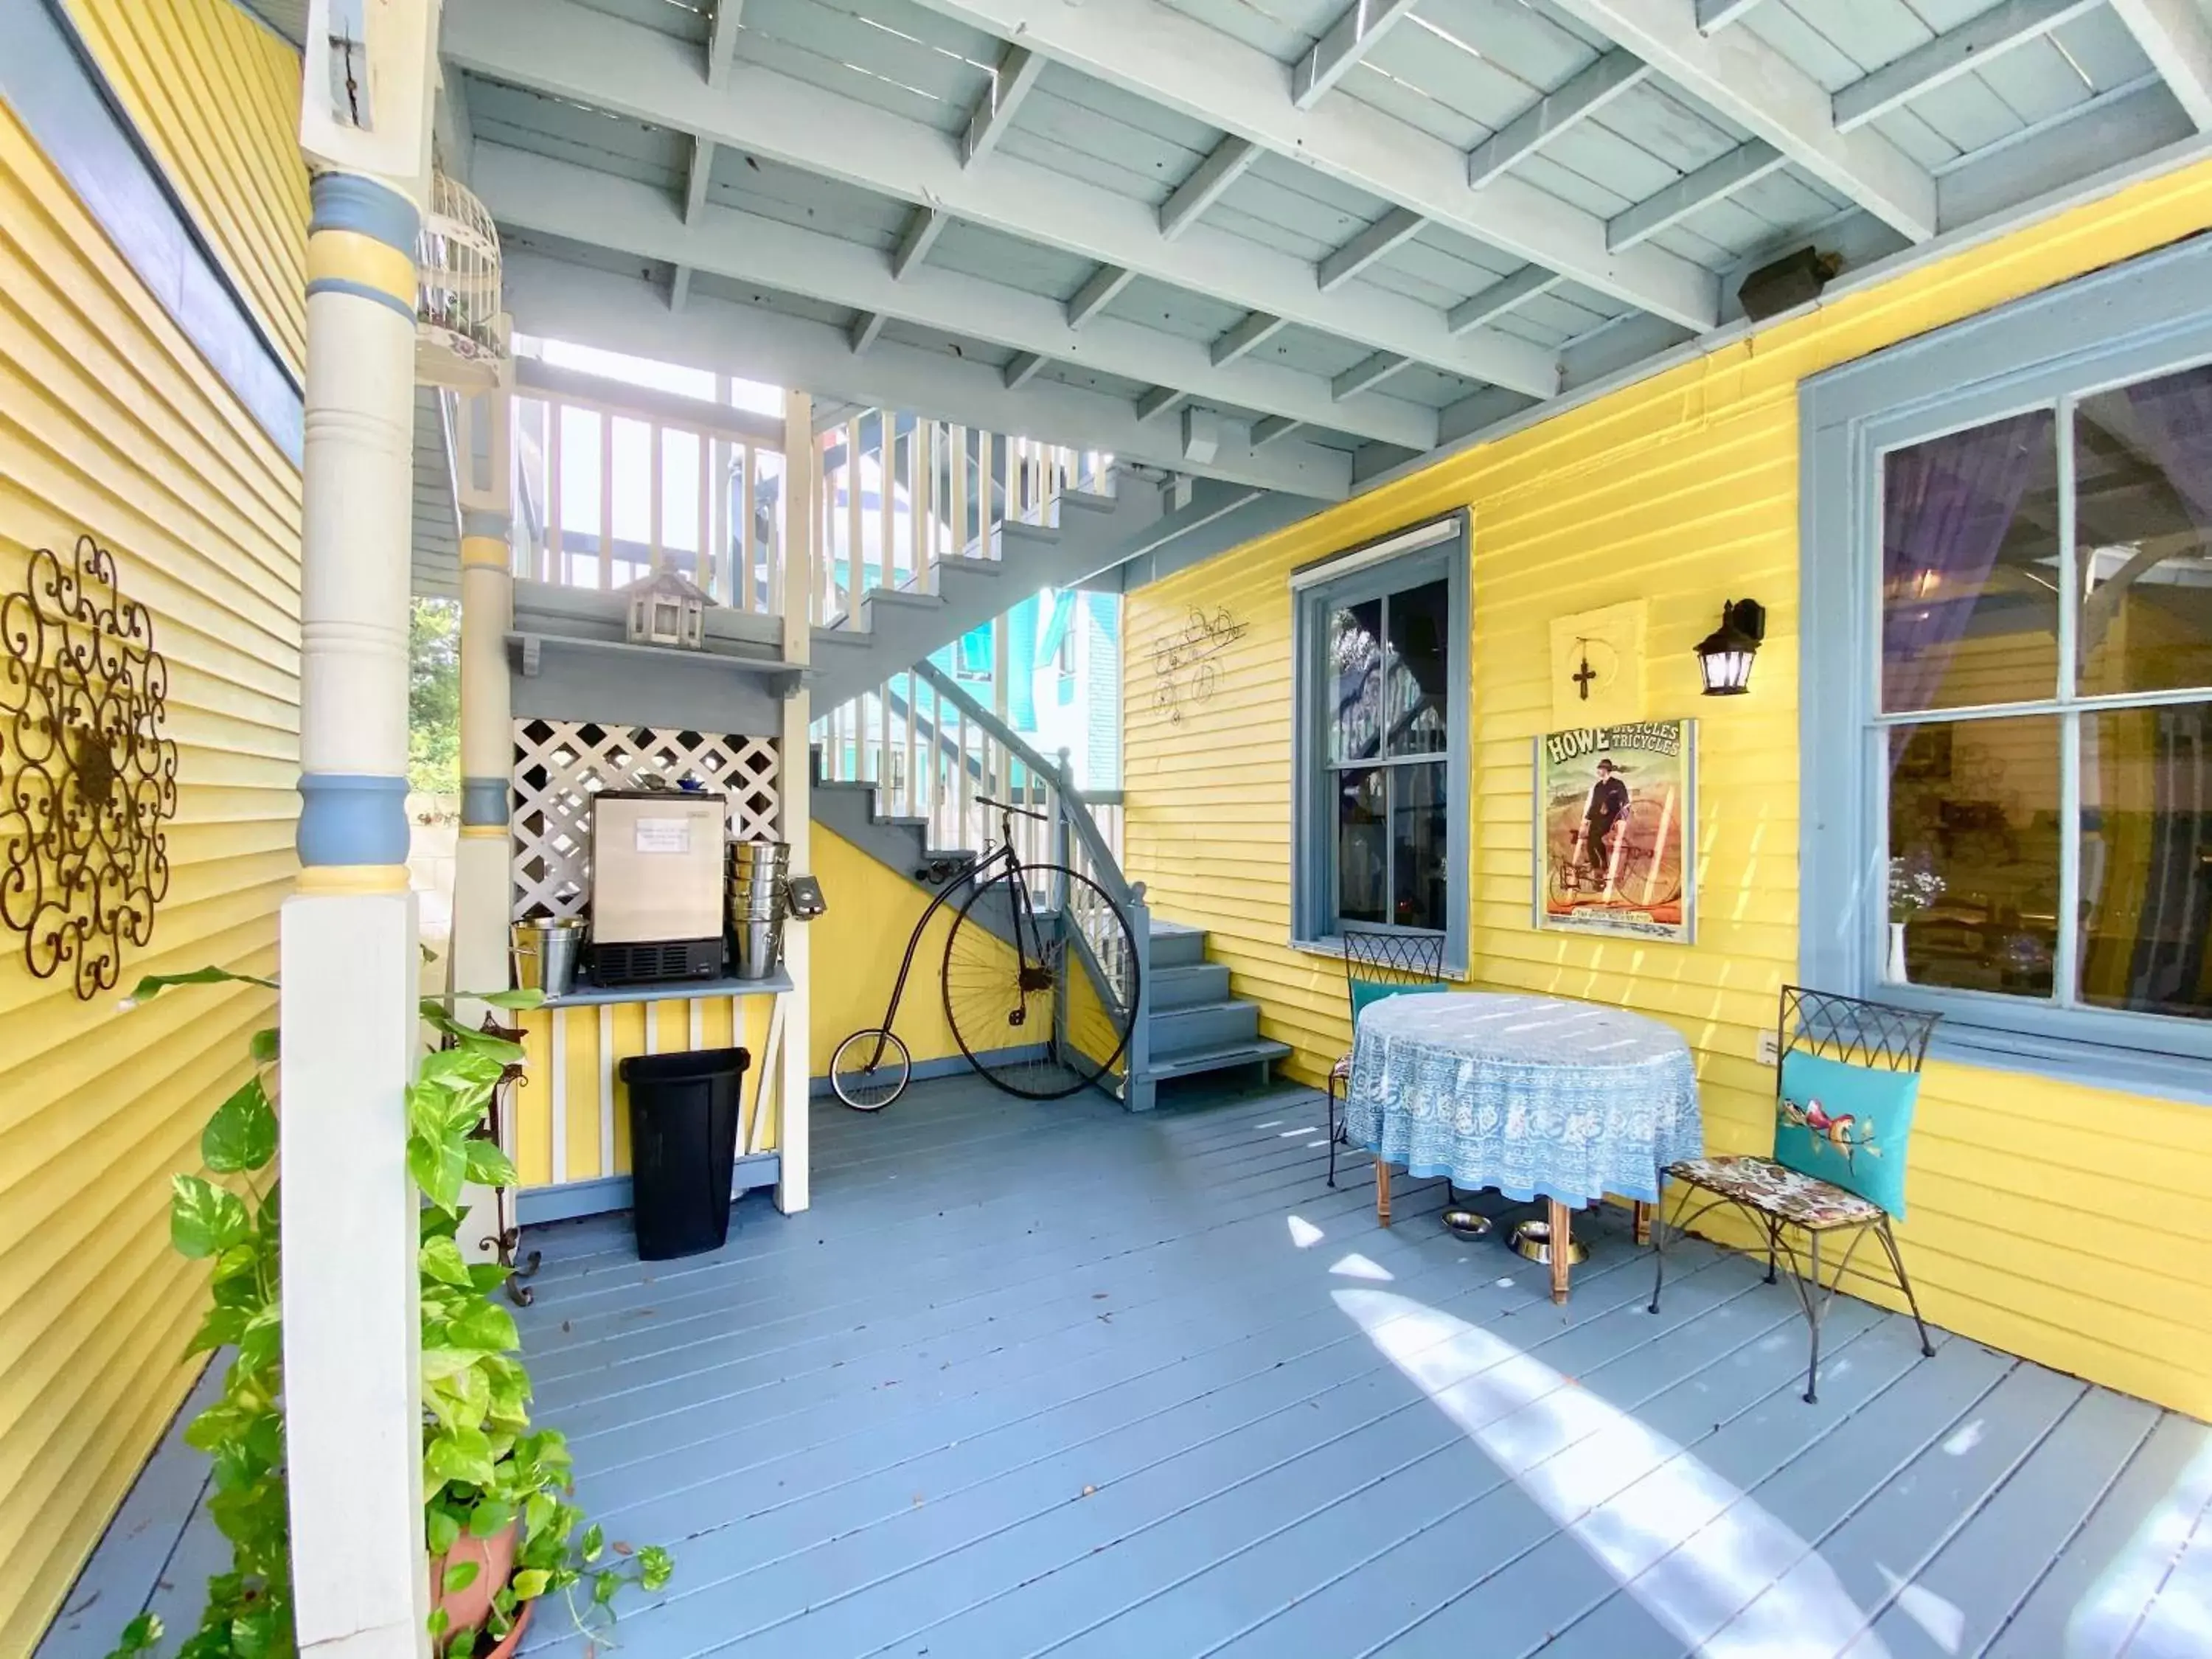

left=287, top=4, right=439, bottom=1655
left=452, top=382, right=517, bottom=1263
left=776, top=391, right=814, bottom=1214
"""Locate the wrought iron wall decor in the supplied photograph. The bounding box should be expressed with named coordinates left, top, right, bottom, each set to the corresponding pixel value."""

left=1150, top=605, right=1247, bottom=724
left=0, top=536, right=180, bottom=997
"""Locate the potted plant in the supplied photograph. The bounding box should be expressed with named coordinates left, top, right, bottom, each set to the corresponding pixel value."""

left=105, top=969, right=670, bottom=1659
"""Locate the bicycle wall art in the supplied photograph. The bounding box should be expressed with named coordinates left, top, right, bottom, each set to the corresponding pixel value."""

left=1533, top=719, right=1697, bottom=944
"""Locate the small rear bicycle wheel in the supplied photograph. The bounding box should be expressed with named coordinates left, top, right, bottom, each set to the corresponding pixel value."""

left=830, top=1027, right=911, bottom=1110
left=942, top=865, right=1139, bottom=1101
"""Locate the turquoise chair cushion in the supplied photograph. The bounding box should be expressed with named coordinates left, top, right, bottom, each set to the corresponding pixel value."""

left=1349, top=978, right=1447, bottom=1025
left=1773, top=1048, right=1921, bottom=1219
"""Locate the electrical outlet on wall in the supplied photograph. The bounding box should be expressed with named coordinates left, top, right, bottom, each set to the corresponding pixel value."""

left=1756, top=1030, right=1781, bottom=1067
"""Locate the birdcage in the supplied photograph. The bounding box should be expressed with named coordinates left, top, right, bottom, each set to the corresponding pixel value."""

left=414, top=171, right=504, bottom=389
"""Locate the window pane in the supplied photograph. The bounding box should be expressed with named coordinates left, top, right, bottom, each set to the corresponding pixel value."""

left=1328, top=599, right=1383, bottom=763
left=2080, top=700, right=2212, bottom=1019
left=1888, top=717, right=2061, bottom=998
left=1385, top=579, right=1450, bottom=757
left=1881, top=410, right=2059, bottom=713
left=2075, top=365, right=2212, bottom=698
left=1391, top=762, right=1448, bottom=931
left=1335, top=767, right=1387, bottom=925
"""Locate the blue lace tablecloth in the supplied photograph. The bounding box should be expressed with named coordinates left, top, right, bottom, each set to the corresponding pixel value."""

left=1345, top=993, right=1703, bottom=1206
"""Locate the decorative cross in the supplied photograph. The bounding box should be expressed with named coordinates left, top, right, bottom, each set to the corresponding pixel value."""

left=1573, top=651, right=1598, bottom=701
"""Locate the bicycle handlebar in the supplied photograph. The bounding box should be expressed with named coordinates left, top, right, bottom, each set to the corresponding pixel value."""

left=978, top=794, right=1051, bottom=823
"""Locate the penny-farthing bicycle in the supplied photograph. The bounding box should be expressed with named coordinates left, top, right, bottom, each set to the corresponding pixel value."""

left=830, top=796, right=1142, bottom=1109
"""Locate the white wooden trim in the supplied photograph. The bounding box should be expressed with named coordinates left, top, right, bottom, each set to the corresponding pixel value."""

left=689, top=998, right=705, bottom=1049
left=1545, top=0, right=1937, bottom=240
left=549, top=1006, right=568, bottom=1184
left=2110, top=0, right=2212, bottom=130
left=1290, top=515, right=1458, bottom=588
left=597, top=1002, right=616, bottom=1177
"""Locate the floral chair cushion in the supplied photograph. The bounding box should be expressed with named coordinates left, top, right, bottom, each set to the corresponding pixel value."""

left=1666, top=1154, right=1882, bottom=1231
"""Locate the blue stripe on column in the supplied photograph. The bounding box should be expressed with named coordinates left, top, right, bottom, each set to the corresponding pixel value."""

left=296, top=773, right=412, bottom=866
left=462, top=509, right=512, bottom=539
left=305, top=276, right=417, bottom=321
left=461, top=777, right=510, bottom=828
left=308, top=173, right=421, bottom=252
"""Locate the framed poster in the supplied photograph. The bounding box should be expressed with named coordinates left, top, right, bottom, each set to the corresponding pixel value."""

left=1534, top=720, right=1696, bottom=943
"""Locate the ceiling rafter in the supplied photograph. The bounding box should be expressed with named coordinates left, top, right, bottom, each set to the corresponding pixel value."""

left=1446, top=266, right=1559, bottom=336
left=1832, top=0, right=2105, bottom=133
left=470, top=142, right=1441, bottom=450
left=2109, top=0, right=2212, bottom=129
left=962, top=44, right=1045, bottom=166
left=504, top=251, right=1354, bottom=497
left=1293, top=0, right=1422, bottom=108
left=887, top=0, right=1719, bottom=327
left=1067, top=264, right=1135, bottom=327
left=893, top=206, right=947, bottom=279
left=1544, top=0, right=1938, bottom=242
left=1158, top=136, right=1259, bottom=240
left=1211, top=311, right=1287, bottom=366
left=1607, top=139, right=1784, bottom=250
left=441, top=0, right=1564, bottom=397
left=1333, top=352, right=1409, bottom=400
left=1467, top=50, right=1651, bottom=187
left=1136, top=386, right=1187, bottom=422
left=1694, top=0, right=1770, bottom=30
left=849, top=311, right=886, bottom=354
left=705, top=0, right=741, bottom=87
left=1318, top=206, right=1426, bottom=291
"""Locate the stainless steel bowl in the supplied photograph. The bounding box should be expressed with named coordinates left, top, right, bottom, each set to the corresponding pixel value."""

left=1441, top=1208, right=1493, bottom=1241
left=1508, top=1219, right=1589, bottom=1267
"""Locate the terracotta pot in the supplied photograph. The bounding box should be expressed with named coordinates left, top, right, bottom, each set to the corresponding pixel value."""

left=431, top=1523, right=529, bottom=1655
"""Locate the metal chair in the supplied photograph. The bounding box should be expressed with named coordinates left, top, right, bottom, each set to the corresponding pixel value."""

left=1649, top=986, right=1940, bottom=1403
left=1326, top=926, right=1447, bottom=1187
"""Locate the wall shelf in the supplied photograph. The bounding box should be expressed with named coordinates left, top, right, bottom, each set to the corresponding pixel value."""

left=540, top=967, right=794, bottom=1009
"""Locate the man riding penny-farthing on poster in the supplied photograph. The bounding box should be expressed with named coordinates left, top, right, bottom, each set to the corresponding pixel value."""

left=1535, top=721, right=1697, bottom=945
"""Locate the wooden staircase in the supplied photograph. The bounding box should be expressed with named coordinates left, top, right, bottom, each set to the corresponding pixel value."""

left=1131, top=921, right=1290, bottom=1105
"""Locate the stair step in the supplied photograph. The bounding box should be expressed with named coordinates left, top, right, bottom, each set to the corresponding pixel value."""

left=1057, top=487, right=1119, bottom=516
left=1150, top=998, right=1259, bottom=1054
left=1140, top=1037, right=1292, bottom=1083
left=1148, top=922, right=1208, bottom=970
left=1150, top=962, right=1230, bottom=1009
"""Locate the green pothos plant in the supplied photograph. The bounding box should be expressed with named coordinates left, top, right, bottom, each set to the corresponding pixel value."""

left=105, top=967, right=672, bottom=1659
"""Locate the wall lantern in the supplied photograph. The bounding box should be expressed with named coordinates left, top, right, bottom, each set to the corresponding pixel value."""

left=1694, top=598, right=1766, bottom=696
left=622, top=569, right=710, bottom=651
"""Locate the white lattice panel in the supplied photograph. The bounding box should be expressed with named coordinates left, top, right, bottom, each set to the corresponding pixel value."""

left=511, top=720, right=782, bottom=920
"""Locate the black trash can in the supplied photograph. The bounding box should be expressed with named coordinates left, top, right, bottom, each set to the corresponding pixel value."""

left=619, top=1046, right=751, bottom=1261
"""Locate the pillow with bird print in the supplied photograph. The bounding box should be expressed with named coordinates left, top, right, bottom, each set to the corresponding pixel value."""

left=1773, top=1048, right=1919, bottom=1219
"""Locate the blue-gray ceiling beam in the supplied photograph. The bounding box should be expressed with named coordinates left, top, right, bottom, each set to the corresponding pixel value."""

left=1468, top=51, right=1652, bottom=188
left=1446, top=266, right=1560, bottom=336
left=962, top=44, right=1045, bottom=166
left=1607, top=139, right=1785, bottom=250
left=1318, top=206, right=1425, bottom=291
left=1694, top=0, right=1770, bottom=30
left=2110, top=0, right=2212, bottom=128
left=1293, top=0, right=1423, bottom=109
left=441, top=1, right=1564, bottom=395
left=1545, top=0, right=1938, bottom=240
left=1332, top=352, right=1409, bottom=400
left=849, top=311, right=887, bottom=355
left=1067, top=264, right=1135, bottom=328
left=1158, top=136, right=1258, bottom=241
left=893, top=206, right=947, bottom=279
left=706, top=0, right=741, bottom=87
left=874, top=0, right=1719, bottom=326
left=1832, top=0, right=2105, bottom=134
left=1211, top=311, right=1287, bottom=366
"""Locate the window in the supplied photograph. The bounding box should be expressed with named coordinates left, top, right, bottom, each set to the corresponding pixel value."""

left=1804, top=240, right=2212, bottom=1093
left=1291, top=517, right=1469, bottom=967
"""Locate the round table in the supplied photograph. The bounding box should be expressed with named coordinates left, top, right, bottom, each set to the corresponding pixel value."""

left=1344, top=992, right=1704, bottom=1301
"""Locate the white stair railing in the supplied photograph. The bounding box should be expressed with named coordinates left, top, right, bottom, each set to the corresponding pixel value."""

left=810, top=414, right=1111, bottom=627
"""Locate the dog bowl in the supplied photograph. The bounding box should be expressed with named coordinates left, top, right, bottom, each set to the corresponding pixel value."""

left=1508, top=1219, right=1589, bottom=1267
left=1441, top=1208, right=1493, bottom=1241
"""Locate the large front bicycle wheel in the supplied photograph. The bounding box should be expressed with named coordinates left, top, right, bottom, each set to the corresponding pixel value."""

left=942, top=865, right=1139, bottom=1101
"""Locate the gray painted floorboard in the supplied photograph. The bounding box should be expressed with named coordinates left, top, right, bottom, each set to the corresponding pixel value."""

left=40, top=1074, right=2212, bottom=1659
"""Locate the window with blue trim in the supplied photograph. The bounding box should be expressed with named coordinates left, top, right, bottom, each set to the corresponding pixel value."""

left=1802, top=239, right=2212, bottom=1095
left=1291, top=518, right=1470, bottom=969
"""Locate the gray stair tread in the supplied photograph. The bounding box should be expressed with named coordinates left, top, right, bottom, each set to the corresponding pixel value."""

left=1152, top=998, right=1252, bottom=1020
left=1150, top=921, right=1206, bottom=937
left=1139, top=1038, right=1292, bottom=1080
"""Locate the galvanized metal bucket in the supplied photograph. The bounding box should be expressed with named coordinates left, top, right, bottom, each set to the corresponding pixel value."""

left=727, top=841, right=790, bottom=978
left=510, top=916, right=586, bottom=997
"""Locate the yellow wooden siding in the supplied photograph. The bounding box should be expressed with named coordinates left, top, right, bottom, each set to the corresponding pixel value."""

left=1124, top=157, right=2212, bottom=1422
left=512, top=993, right=775, bottom=1189
left=63, top=0, right=308, bottom=378
left=0, top=92, right=301, bottom=1659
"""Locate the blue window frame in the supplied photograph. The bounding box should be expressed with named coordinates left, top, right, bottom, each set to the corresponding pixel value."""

left=1290, top=515, right=1470, bottom=973
left=1802, top=235, right=2212, bottom=1103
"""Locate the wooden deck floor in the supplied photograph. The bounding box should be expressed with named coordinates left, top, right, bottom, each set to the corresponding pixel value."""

left=38, top=1074, right=2211, bottom=1658
left=504, top=1076, right=2211, bottom=1659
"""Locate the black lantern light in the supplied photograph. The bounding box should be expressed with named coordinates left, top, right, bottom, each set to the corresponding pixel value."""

left=1694, top=598, right=1766, bottom=696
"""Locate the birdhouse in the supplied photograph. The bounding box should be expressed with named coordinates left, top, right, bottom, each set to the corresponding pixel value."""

left=622, top=569, right=711, bottom=651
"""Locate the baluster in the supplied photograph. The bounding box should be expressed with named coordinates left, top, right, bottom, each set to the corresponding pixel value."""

left=702, top=426, right=719, bottom=602
left=903, top=670, right=919, bottom=821
left=544, top=399, right=562, bottom=585
left=876, top=683, right=891, bottom=798
left=598, top=416, right=614, bottom=591
left=947, top=425, right=964, bottom=563
left=977, top=431, right=994, bottom=560
left=740, top=444, right=757, bottom=613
